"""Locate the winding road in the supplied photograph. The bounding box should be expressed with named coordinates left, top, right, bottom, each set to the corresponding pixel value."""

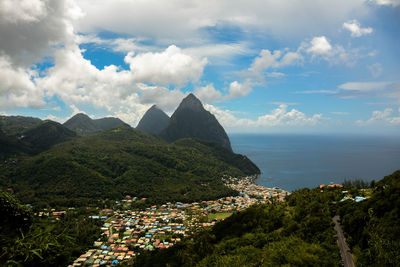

left=333, top=215, right=355, bottom=267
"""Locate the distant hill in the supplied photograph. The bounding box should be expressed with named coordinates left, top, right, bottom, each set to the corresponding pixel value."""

left=2, top=125, right=259, bottom=207
left=0, top=115, right=42, bottom=136
left=63, top=113, right=126, bottom=135
left=20, top=120, right=77, bottom=153
left=160, top=94, right=232, bottom=151
left=136, top=105, right=170, bottom=135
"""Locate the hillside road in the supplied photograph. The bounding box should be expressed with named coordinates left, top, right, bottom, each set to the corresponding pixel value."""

left=333, top=215, right=355, bottom=267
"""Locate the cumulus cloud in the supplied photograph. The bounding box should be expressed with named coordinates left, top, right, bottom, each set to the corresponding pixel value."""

left=307, top=36, right=332, bottom=55
left=0, top=0, right=82, bottom=67
left=204, top=104, right=323, bottom=129
left=194, top=81, right=254, bottom=104
left=343, top=20, right=373, bottom=37
left=194, top=84, right=222, bottom=103
left=138, top=84, right=185, bottom=112
left=0, top=56, right=45, bottom=109
left=356, top=108, right=400, bottom=125
left=304, top=36, right=352, bottom=65
left=124, top=45, right=207, bottom=86
left=250, top=49, right=302, bottom=72
left=228, top=81, right=253, bottom=99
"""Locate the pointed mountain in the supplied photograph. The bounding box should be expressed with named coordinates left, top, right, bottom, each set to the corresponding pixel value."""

left=160, top=93, right=232, bottom=151
left=63, top=113, right=126, bottom=135
left=21, top=120, right=77, bottom=153
left=136, top=105, right=170, bottom=135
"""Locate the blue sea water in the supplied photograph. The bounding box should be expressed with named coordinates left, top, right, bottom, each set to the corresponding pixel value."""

left=230, top=134, right=400, bottom=191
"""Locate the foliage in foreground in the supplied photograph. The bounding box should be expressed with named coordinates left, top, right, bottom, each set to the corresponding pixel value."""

left=0, top=190, right=102, bottom=266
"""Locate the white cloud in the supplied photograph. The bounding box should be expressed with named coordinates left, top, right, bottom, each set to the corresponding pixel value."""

left=0, top=56, right=45, bottom=109
left=368, top=63, right=383, bottom=78
left=228, top=81, right=253, bottom=99
left=369, top=0, right=400, bottom=7
left=204, top=103, right=323, bottom=129
left=75, top=0, right=367, bottom=43
left=267, top=72, right=285, bottom=78
left=0, top=0, right=82, bottom=67
left=339, top=81, right=391, bottom=91
left=303, top=36, right=355, bottom=65
left=356, top=108, right=400, bottom=125
left=335, top=81, right=400, bottom=102
left=296, top=89, right=337, bottom=94
left=195, top=84, right=222, bottom=103
left=0, top=0, right=47, bottom=23
left=138, top=85, right=185, bottom=112
left=183, top=43, right=252, bottom=65
left=250, top=49, right=302, bottom=72
left=343, top=20, right=373, bottom=37
left=124, top=45, right=207, bottom=86
left=307, top=36, right=332, bottom=55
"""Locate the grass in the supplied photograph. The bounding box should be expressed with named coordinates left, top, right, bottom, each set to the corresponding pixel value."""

left=208, top=212, right=233, bottom=221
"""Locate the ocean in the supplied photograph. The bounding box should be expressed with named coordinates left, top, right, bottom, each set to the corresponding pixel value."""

left=230, top=133, right=400, bottom=191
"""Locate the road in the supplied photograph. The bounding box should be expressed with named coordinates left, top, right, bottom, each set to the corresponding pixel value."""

left=333, top=215, right=355, bottom=267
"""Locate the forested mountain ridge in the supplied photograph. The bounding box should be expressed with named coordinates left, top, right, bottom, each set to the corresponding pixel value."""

left=1, top=125, right=260, bottom=207
left=0, top=115, right=42, bottom=136
left=20, top=120, right=77, bottom=153
left=0, top=120, right=77, bottom=159
left=63, top=113, right=127, bottom=135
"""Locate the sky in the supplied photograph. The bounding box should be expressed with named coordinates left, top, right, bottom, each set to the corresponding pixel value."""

left=0, top=0, right=399, bottom=135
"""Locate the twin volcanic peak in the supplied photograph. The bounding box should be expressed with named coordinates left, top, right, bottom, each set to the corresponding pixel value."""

left=159, top=93, right=233, bottom=152
left=136, top=105, right=170, bottom=135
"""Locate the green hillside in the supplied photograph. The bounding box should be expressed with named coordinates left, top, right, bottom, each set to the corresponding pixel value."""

left=337, top=170, right=400, bottom=266
left=1, top=125, right=260, bottom=207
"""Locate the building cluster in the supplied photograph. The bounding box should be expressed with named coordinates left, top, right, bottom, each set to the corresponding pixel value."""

left=70, top=177, right=290, bottom=266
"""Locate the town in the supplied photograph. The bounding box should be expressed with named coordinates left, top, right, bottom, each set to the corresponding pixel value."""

left=68, top=177, right=290, bottom=266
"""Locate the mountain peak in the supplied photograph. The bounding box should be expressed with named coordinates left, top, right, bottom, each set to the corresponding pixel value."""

left=160, top=94, right=232, bottom=151
left=136, top=105, right=170, bottom=135
left=178, top=93, right=204, bottom=112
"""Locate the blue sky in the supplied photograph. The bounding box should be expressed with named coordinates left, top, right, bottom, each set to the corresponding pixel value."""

left=0, top=0, right=399, bottom=135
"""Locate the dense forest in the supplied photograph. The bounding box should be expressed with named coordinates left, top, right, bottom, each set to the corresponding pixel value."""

left=1, top=125, right=259, bottom=208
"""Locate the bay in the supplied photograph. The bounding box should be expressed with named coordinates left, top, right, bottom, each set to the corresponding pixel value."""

left=230, top=133, right=400, bottom=191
